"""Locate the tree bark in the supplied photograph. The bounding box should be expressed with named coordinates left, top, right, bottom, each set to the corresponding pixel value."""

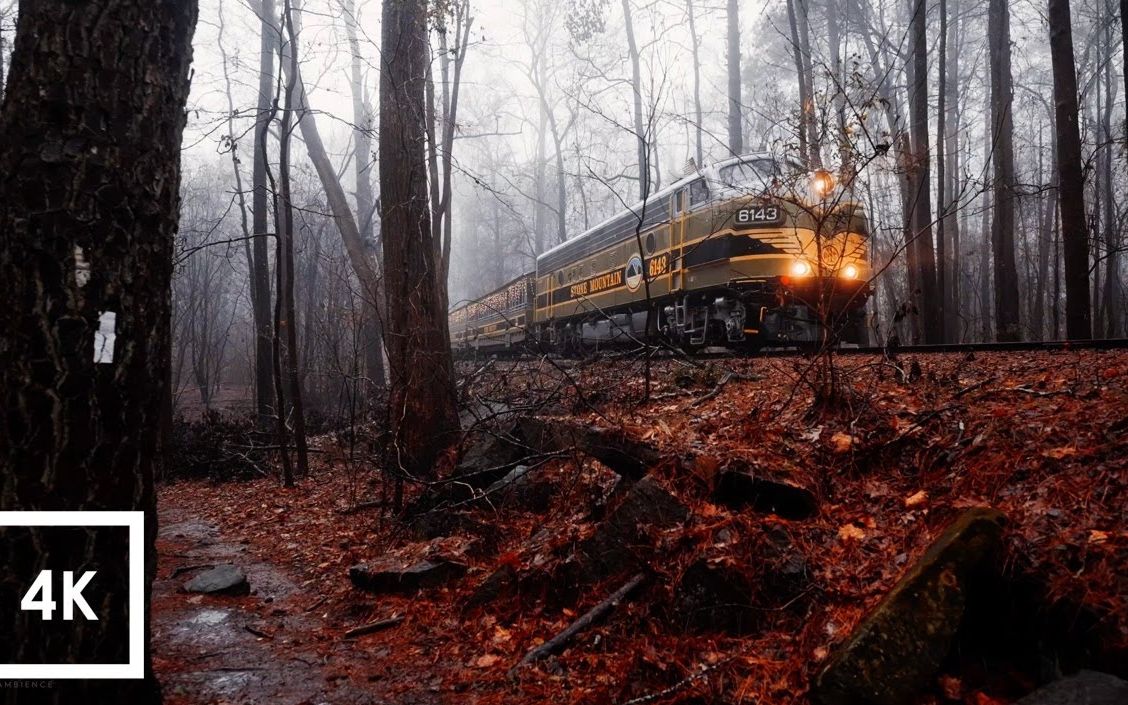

left=0, top=1, right=197, bottom=702
left=252, top=0, right=278, bottom=428
left=787, top=0, right=812, bottom=165
left=726, top=0, right=742, bottom=155
left=988, top=0, right=1021, bottom=341
left=380, top=0, right=460, bottom=485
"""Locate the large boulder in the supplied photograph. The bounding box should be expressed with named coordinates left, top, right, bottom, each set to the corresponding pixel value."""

left=1014, top=671, right=1128, bottom=705
left=813, top=507, right=1006, bottom=705
left=713, top=468, right=817, bottom=520
left=519, top=417, right=662, bottom=481
left=183, top=564, right=249, bottom=596
left=453, top=422, right=529, bottom=489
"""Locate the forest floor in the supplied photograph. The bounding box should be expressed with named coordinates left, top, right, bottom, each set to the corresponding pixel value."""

left=153, top=349, right=1127, bottom=705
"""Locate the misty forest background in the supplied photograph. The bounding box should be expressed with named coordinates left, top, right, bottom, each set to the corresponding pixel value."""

left=0, top=0, right=1123, bottom=425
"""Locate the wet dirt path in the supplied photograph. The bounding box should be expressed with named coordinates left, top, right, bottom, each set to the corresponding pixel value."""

left=152, top=504, right=391, bottom=705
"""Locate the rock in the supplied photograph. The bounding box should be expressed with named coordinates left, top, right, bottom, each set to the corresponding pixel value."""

left=713, top=469, right=818, bottom=520
left=813, top=507, right=1006, bottom=705
left=454, top=422, right=528, bottom=489
left=183, top=564, right=249, bottom=596
left=464, top=565, right=518, bottom=608
left=484, top=464, right=557, bottom=512
left=577, top=476, right=688, bottom=579
left=519, top=417, right=662, bottom=480
left=674, top=558, right=758, bottom=633
left=1014, top=671, right=1128, bottom=705
left=349, top=558, right=468, bottom=594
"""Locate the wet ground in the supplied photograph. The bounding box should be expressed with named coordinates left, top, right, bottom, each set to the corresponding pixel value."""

left=152, top=507, right=389, bottom=705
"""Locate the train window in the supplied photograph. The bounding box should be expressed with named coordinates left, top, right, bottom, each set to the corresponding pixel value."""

left=677, top=189, right=686, bottom=212
left=689, top=179, right=709, bottom=206
left=645, top=232, right=656, bottom=254
left=556, top=271, right=563, bottom=287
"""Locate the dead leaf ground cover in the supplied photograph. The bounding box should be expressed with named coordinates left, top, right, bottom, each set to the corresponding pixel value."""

left=156, top=349, right=1127, bottom=704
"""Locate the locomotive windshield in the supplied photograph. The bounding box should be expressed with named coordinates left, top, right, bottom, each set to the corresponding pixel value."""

left=717, top=157, right=804, bottom=193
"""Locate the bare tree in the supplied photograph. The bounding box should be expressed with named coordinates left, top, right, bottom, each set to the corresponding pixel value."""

left=726, top=0, right=742, bottom=155
left=622, top=0, right=649, bottom=199
left=0, top=1, right=196, bottom=701
left=1049, top=0, right=1092, bottom=339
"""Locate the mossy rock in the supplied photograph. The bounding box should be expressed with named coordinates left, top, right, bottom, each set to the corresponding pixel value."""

left=813, top=507, right=1006, bottom=705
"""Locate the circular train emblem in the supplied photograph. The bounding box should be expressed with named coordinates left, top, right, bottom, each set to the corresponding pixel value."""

left=624, top=254, right=644, bottom=291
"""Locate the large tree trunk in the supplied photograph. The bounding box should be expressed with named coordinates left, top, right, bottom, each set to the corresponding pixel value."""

left=988, top=0, right=1021, bottom=341
left=1046, top=0, right=1091, bottom=338
left=726, top=0, right=742, bottom=155
left=0, top=1, right=197, bottom=702
left=252, top=0, right=277, bottom=428
left=908, top=0, right=941, bottom=342
left=622, top=0, right=649, bottom=199
left=379, top=0, right=460, bottom=490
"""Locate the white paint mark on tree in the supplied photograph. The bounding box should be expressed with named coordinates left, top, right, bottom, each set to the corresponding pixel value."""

left=94, top=311, right=116, bottom=363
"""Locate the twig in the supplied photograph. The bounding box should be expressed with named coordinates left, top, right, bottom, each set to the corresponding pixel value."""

left=953, top=376, right=995, bottom=398
left=512, top=572, right=646, bottom=673
left=617, top=658, right=731, bottom=705
left=244, top=624, right=274, bottom=640
left=305, top=595, right=329, bottom=613
left=343, top=615, right=405, bottom=639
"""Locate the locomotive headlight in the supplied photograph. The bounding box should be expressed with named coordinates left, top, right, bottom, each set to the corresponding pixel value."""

left=810, top=169, right=835, bottom=200
left=841, top=263, right=859, bottom=279
left=790, top=259, right=813, bottom=277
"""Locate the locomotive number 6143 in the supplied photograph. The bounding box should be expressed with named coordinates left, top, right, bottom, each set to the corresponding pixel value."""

left=735, top=205, right=781, bottom=225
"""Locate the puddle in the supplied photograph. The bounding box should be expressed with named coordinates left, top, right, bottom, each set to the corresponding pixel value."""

left=190, top=609, right=229, bottom=626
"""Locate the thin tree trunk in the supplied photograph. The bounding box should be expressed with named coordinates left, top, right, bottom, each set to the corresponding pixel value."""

left=380, top=0, right=460, bottom=489
left=252, top=0, right=277, bottom=428
left=687, top=0, right=704, bottom=167
left=945, top=0, right=962, bottom=338
left=787, top=0, right=811, bottom=164
left=936, top=0, right=949, bottom=342
left=726, top=0, right=742, bottom=155
left=1049, top=0, right=1091, bottom=339
left=622, top=0, right=648, bottom=199
left=908, top=0, right=941, bottom=342
left=0, top=1, right=197, bottom=701
left=277, top=0, right=309, bottom=479
left=341, top=0, right=386, bottom=391
left=988, top=0, right=1021, bottom=341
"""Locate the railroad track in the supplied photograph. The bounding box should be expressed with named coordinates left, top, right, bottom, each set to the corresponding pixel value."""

left=697, top=337, right=1128, bottom=359
left=456, top=338, right=1128, bottom=363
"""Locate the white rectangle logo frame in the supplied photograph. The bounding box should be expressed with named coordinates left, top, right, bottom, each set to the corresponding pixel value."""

left=0, top=511, right=144, bottom=679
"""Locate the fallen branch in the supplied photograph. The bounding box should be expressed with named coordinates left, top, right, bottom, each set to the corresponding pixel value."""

left=343, top=615, right=405, bottom=639
left=337, top=499, right=384, bottom=515
left=692, top=372, right=733, bottom=407
left=512, top=572, right=646, bottom=672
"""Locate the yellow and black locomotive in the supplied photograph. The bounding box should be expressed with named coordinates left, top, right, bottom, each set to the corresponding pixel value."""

left=449, top=154, right=871, bottom=353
